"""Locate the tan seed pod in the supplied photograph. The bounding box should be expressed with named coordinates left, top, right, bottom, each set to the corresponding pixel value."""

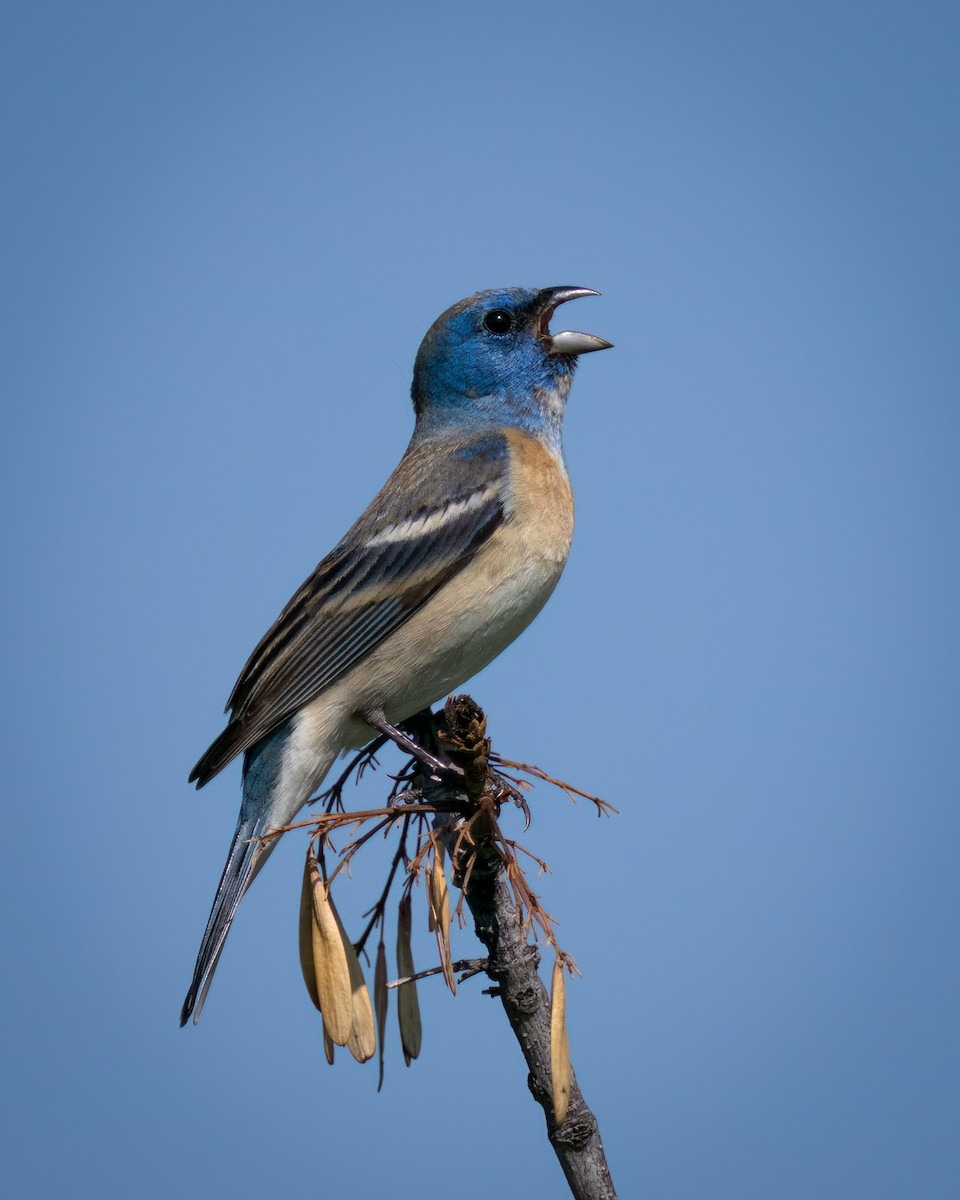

left=550, top=956, right=572, bottom=1125
left=429, top=845, right=455, bottom=995
left=322, top=1020, right=335, bottom=1066
left=374, top=941, right=388, bottom=1091
left=306, top=847, right=354, bottom=1046
left=328, top=899, right=376, bottom=1064
left=396, top=893, right=421, bottom=1063
left=426, top=870, right=437, bottom=933
left=298, top=855, right=322, bottom=1013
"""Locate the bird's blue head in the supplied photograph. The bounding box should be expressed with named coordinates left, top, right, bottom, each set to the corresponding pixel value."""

left=411, top=287, right=611, bottom=447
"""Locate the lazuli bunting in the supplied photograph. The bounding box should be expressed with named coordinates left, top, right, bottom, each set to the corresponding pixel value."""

left=181, top=286, right=611, bottom=1025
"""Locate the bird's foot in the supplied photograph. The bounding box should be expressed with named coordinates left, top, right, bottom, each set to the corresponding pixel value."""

left=362, top=710, right=465, bottom=778
left=389, top=786, right=425, bottom=807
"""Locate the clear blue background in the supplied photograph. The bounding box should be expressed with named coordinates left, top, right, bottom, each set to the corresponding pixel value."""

left=3, top=2, right=957, bottom=1197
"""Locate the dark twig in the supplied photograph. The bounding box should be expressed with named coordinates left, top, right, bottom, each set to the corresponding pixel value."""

left=386, top=957, right=489, bottom=989
left=416, top=696, right=617, bottom=1200
left=287, top=694, right=616, bottom=1196
left=315, top=737, right=388, bottom=813
left=353, top=814, right=412, bottom=957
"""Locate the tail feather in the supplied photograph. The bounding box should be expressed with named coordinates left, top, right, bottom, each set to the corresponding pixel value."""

left=182, top=719, right=337, bottom=1026
left=179, top=811, right=277, bottom=1026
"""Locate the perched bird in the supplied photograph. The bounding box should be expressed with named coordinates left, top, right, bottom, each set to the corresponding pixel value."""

left=181, top=286, right=611, bottom=1025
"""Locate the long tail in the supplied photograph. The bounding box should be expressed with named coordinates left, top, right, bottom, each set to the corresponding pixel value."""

left=181, top=719, right=338, bottom=1026
left=179, top=807, right=278, bottom=1026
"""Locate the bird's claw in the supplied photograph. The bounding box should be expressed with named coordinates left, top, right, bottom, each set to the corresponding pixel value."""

left=363, top=710, right=465, bottom=778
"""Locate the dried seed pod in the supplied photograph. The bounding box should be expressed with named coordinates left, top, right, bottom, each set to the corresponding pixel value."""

left=426, top=871, right=437, bottom=933
left=298, top=855, right=321, bottom=1012
left=322, top=1020, right=335, bottom=1066
left=396, top=893, right=421, bottom=1064
left=330, top=901, right=375, bottom=1064
left=550, top=956, right=572, bottom=1125
left=429, top=845, right=455, bottom=995
left=306, top=847, right=353, bottom=1046
left=374, top=941, right=388, bottom=1091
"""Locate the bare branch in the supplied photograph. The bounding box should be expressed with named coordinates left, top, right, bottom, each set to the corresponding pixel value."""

left=386, top=957, right=489, bottom=989
left=418, top=696, right=618, bottom=1200
left=287, top=694, right=617, bottom=1198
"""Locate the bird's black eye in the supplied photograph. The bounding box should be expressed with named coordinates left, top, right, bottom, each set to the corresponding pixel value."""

left=483, top=308, right=513, bottom=335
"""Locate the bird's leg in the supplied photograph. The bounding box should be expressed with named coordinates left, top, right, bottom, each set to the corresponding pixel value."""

left=361, top=708, right=465, bottom=777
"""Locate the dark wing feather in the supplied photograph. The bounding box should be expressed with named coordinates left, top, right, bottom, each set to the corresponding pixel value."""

left=190, top=432, right=511, bottom=786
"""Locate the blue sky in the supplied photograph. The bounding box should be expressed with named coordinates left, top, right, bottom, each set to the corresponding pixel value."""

left=3, top=3, right=958, bottom=1197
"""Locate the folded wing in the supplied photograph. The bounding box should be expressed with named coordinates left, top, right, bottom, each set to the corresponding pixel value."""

left=190, top=431, right=511, bottom=785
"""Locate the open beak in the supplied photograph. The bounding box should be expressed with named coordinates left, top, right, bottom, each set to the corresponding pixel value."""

left=535, top=287, right=613, bottom=357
